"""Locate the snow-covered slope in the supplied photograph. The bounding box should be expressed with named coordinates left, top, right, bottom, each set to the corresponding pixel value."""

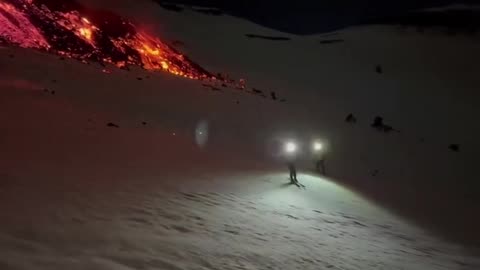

left=1, top=0, right=480, bottom=269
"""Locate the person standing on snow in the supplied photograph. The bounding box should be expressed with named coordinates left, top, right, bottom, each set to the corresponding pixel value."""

left=315, top=158, right=326, bottom=175
left=284, top=141, right=298, bottom=183
left=312, top=141, right=326, bottom=175
left=288, top=161, right=298, bottom=183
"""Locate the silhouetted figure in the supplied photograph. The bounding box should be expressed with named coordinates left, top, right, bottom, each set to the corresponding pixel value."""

left=376, top=65, right=383, bottom=74
left=449, top=144, right=460, bottom=152
left=271, top=91, right=277, bottom=100
left=345, top=113, right=357, bottom=123
left=315, top=159, right=326, bottom=175
left=287, top=162, right=297, bottom=183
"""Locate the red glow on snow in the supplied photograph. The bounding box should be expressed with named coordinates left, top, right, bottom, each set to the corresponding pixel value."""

left=0, top=0, right=213, bottom=80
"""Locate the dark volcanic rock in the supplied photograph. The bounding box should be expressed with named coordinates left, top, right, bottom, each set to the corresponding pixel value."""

left=245, top=34, right=291, bottom=41
left=107, top=122, right=120, bottom=128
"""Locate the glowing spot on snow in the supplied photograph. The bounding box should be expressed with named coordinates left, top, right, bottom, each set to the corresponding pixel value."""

left=195, top=120, right=209, bottom=148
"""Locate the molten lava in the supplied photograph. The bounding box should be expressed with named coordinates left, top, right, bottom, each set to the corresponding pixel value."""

left=0, top=1, right=49, bottom=48
left=0, top=0, right=213, bottom=80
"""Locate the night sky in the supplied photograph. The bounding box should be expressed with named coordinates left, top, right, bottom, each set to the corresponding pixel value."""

left=154, top=0, right=480, bottom=34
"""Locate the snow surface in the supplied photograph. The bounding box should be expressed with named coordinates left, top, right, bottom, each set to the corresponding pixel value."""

left=1, top=0, right=480, bottom=269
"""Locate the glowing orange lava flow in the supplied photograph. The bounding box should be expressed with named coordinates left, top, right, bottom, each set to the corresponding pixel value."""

left=0, top=0, right=213, bottom=80
left=0, top=2, right=49, bottom=48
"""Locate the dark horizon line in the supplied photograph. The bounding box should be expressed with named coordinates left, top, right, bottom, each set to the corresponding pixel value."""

left=153, top=0, right=480, bottom=35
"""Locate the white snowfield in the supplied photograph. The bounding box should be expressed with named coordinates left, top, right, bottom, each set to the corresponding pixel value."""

left=1, top=0, right=480, bottom=269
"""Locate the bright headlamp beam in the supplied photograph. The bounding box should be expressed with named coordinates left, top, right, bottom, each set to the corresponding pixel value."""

left=285, top=141, right=297, bottom=153
left=313, top=142, right=323, bottom=151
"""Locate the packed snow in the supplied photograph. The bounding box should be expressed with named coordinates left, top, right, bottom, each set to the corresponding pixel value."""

left=1, top=0, right=480, bottom=269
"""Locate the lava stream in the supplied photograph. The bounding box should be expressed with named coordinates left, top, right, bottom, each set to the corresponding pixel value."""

left=0, top=0, right=213, bottom=80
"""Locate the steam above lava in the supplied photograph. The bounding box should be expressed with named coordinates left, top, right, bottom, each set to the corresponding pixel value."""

left=0, top=0, right=213, bottom=79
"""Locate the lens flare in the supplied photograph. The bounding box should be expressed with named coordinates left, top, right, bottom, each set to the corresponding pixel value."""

left=195, top=120, right=209, bottom=148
